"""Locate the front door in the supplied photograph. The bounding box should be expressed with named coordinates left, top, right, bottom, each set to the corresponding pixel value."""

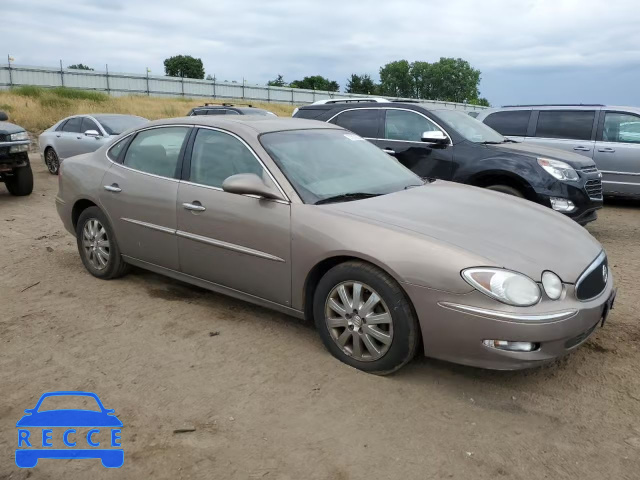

left=177, top=127, right=292, bottom=306
left=57, top=116, right=84, bottom=159
left=594, top=110, right=640, bottom=197
left=372, top=109, right=454, bottom=180
left=99, top=126, right=191, bottom=271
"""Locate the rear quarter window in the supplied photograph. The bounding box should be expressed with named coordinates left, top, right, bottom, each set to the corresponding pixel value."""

left=535, top=110, right=595, bottom=140
left=294, top=108, right=328, bottom=120
left=331, top=109, right=380, bottom=138
left=483, top=110, right=531, bottom=136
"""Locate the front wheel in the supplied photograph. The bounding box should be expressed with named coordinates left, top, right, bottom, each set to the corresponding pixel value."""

left=313, top=261, right=420, bottom=375
left=486, top=184, right=524, bottom=198
left=4, top=165, right=34, bottom=196
left=76, top=207, right=129, bottom=279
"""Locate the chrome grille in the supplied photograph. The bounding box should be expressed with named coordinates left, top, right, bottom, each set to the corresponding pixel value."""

left=584, top=178, right=603, bottom=199
left=581, top=166, right=599, bottom=174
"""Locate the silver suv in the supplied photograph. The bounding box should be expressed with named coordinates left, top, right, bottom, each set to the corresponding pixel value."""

left=475, top=105, right=640, bottom=198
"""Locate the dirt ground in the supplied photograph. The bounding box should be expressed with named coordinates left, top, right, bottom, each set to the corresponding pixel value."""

left=1, top=156, right=640, bottom=480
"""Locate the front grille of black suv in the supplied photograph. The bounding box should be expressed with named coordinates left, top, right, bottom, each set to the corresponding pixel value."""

left=584, top=178, right=603, bottom=199
left=576, top=253, right=608, bottom=300
left=581, top=166, right=599, bottom=174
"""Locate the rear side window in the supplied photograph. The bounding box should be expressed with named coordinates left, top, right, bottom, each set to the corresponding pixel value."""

left=107, top=138, right=128, bottom=161
left=535, top=110, right=595, bottom=140
left=123, top=127, right=190, bottom=178
left=189, top=129, right=264, bottom=188
left=384, top=109, right=443, bottom=142
left=55, top=120, right=68, bottom=132
left=206, top=109, right=227, bottom=115
left=62, top=117, right=82, bottom=133
left=483, top=110, right=531, bottom=136
left=332, top=109, right=380, bottom=138
left=294, top=109, right=326, bottom=120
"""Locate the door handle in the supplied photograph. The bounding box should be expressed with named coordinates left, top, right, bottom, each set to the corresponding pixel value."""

left=573, top=146, right=591, bottom=152
left=76, top=136, right=82, bottom=140
left=56, top=134, right=61, bottom=138
left=103, top=184, right=121, bottom=193
left=182, top=202, right=206, bottom=212
left=382, top=148, right=396, bottom=155
left=598, top=147, right=616, bottom=153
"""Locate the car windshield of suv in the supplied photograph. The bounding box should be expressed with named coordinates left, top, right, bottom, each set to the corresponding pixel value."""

left=260, top=129, right=423, bottom=204
left=95, top=115, right=148, bottom=135
left=435, top=109, right=506, bottom=144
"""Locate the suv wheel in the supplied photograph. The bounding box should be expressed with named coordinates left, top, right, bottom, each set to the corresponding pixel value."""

left=486, top=184, right=524, bottom=198
left=313, top=261, right=419, bottom=375
left=4, top=165, right=34, bottom=196
left=44, top=148, right=60, bottom=175
left=76, top=207, right=129, bottom=279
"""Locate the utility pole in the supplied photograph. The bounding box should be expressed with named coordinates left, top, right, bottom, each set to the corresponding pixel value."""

left=7, top=54, right=13, bottom=87
left=213, top=75, right=216, bottom=98
left=105, top=64, right=110, bottom=95
left=60, top=59, right=64, bottom=87
left=146, top=68, right=150, bottom=96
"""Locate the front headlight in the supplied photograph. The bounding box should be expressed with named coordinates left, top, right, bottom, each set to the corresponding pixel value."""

left=10, top=131, right=29, bottom=141
left=537, top=158, right=579, bottom=181
left=462, top=268, right=541, bottom=306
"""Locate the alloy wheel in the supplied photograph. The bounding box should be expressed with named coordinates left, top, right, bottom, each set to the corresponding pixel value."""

left=324, top=281, right=393, bottom=362
left=45, top=149, right=59, bottom=174
left=82, top=219, right=110, bottom=270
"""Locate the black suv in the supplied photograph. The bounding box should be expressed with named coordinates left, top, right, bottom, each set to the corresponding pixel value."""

left=294, top=102, right=603, bottom=225
left=0, top=111, right=33, bottom=196
left=187, top=103, right=276, bottom=117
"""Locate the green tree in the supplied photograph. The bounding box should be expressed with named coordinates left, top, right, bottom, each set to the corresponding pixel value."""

left=163, top=55, right=205, bottom=79
left=421, top=57, right=481, bottom=103
left=205, top=74, right=214, bottom=81
left=267, top=74, right=286, bottom=87
left=346, top=74, right=378, bottom=94
left=378, top=60, right=413, bottom=97
left=290, top=75, right=339, bottom=92
left=67, top=64, right=93, bottom=71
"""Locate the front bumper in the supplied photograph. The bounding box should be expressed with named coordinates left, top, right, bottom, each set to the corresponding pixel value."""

left=0, top=140, right=30, bottom=172
left=403, top=274, right=615, bottom=370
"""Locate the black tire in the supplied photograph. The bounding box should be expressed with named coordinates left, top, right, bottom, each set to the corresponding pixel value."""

left=313, top=260, right=420, bottom=375
left=4, top=165, right=34, bottom=196
left=486, top=184, right=524, bottom=198
left=76, top=206, right=129, bottom=279
left=44, top=147, right=60, bottom=175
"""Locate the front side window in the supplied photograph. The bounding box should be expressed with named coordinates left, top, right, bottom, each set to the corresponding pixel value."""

left=332, top=109, right=380, bottom=138
left=435, top=109, right=504, bottom=143
left=81, top=117, right=101, bottom=134
left=94, top=115, right=148, bottom=135
left=189, top=129, right=264, bottom=188
left=603, top=112, right=640, bottom=144
left=483, top=110, right=531, bottom=136
left=62, top=117, right=82, bottom=133
left=260, top=129, right=422, bottom=204
left=535, top=110, right=595, bottom=140
left=123, top=127, right=189, bottom=178
left=385, top=109, right=443, bottom=142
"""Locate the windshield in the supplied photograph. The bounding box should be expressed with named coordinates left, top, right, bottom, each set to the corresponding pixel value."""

left=435, top=109, right=505, bottom=143
left=260, top=129, right=422, bottom=204
left=95, top=115, right=148, bottom=135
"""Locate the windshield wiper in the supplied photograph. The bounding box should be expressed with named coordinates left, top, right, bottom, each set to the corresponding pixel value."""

left=315, top=192, right=382, bottom=205
left=480, top=140, right=503, bottom=145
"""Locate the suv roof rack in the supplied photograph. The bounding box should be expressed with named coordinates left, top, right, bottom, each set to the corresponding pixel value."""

left=309, top=98, right=391, bottom=105
left=502, top=104, right=605, bottom=107
left=391, top=99, right=421, bottom=103
left=202, top=103, right=255, bottom=108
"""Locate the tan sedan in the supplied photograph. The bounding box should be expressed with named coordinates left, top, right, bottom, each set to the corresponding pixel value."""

left=55, top=116, right=616, bottom=374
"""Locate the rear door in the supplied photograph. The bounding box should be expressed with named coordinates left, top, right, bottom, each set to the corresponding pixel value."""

left=524, top=109, right=597, bottom=157
left=374, top=108, right=454, bottom=180
left=100, top=125, right=191, bottom=271
left=57, top=116, right=84, bottom=159
left=176, top=127, right=291, bottom=305
left=594, top=110, right=640, bottom=196
left=481, top=110, right=531, bottom=142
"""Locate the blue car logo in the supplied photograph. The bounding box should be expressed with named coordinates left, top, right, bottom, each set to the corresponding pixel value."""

left=15, top=391, right=123, bottom=468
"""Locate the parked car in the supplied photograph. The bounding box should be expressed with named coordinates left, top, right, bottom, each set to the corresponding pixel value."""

left=39, top=114, right=148, bottom=174
left=0, top=110, right=33, bottom=196
left=56, top=116, right=615, bottom=373
left=187, top=103, right=276, bottom=117
left=475, top=104, right=640, bottom=198
left=294, top=101, right=604, bottom=225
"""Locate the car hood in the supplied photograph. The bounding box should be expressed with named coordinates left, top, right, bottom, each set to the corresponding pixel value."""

left=0, top=121, right=26, bottom=136
left=325, top=181, right=602, bottom=282
left=16, top=410, right=123, bottom=427
left=487, top=142, right=596, bottom=168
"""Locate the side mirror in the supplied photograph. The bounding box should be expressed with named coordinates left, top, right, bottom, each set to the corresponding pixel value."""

left=0, top=111, right=8, bottom=122
left=84, top=129, right=100, bottom=137
left=421, top=130, right=448, bottom=144
left=222, top=173, right=286, bottom=201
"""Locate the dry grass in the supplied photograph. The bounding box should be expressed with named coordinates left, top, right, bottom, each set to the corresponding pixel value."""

left=0, top=87, right=296, bottom=135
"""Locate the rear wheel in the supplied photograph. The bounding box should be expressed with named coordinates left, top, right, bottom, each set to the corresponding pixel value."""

left=313, top=261, right=419, bottom=375
left=76, top=207, right=129, bottom=279
left=486, top=184, right=524, bottom=198
left=4, top=165, right=34, bottom=196
left=44, top=147, right=60, bottom=175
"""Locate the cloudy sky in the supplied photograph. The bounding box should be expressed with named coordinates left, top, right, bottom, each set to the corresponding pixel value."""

left=5, top=0, right=640, bottom=106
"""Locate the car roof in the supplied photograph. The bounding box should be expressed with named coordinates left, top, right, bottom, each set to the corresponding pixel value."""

left=145, top=116, right=339, bottom=134
left=477, top=104, right=640, bottom=118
